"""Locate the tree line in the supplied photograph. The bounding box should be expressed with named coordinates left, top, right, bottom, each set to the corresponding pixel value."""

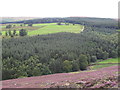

left=4, top=29, right=27, bottom=37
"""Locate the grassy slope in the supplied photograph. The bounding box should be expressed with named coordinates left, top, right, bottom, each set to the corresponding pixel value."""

left=33, top=23, right=56, bottom=26
left=97, top=58, right=118, bottom=64
left=117, top=30, right=120, bottom=31
left=28, top=24, right=83, bottom=35
left=90, top=58, right=118, bottom=70
left=90, top=64, right=117, bottom=70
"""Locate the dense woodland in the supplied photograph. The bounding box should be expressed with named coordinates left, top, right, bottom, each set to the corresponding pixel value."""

left=2, top=17, right=118, bottom=80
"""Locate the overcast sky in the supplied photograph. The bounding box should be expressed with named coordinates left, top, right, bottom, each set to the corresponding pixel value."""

left=0, top=0, right=119, bottom=18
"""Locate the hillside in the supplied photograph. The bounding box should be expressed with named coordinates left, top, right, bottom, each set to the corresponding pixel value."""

left=2, top=65, right=118, bottom=88
left=1, top=17, right=118, bottom=89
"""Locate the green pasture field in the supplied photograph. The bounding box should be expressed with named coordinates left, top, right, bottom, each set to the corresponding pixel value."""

left=90, top=58, right=119, bottom=70
left=1, top=23, right=84, bottom=36
left=90, top=64, right=117, bottom=70
left=97, top=58, right=118, bottom=64
left=33, top=23, right=56, bottom=26
left=28, top=24, right=83, bottom=35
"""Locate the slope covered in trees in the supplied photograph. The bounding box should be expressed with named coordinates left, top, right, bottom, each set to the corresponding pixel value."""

left=2, top=17, right=118, bottom=80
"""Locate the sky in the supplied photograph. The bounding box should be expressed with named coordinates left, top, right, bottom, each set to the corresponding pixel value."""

left=0, top=0, right=119, bottom=18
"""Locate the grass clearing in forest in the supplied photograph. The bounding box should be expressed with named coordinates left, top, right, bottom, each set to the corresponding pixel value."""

left=90, top=58, right=119, bottom=70
left=97, top=58, right=118, bottom=64
left=28, top=24, right=83, bottom=35
left=90, top=64, right=117, bottom=70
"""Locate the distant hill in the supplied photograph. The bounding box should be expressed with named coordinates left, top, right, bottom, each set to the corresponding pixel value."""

left=0, top=17, right=39, bottom=23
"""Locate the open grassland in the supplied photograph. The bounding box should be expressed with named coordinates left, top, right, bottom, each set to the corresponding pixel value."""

left=28, top=24, right=83, bottom=35
left=97, top=58, right=118, bottom=64
left=90, top=64, right=117, bottom=70
left=33, top=23, right=56, bottom=26
left=117, top=30, right=120, bottom=31
left=1, top=23, right=83, bottom=36
left=90, top=58, right=119, bottom=70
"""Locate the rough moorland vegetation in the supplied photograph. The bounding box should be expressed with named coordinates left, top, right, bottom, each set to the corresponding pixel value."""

left=2, top=66, right=119, bottom=88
